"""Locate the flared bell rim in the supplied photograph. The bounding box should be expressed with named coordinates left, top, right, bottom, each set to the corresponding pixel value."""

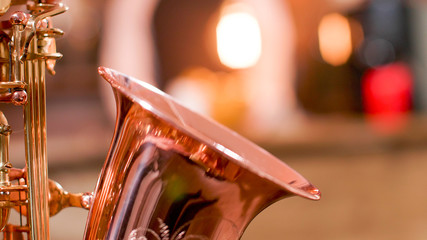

left=98, top=66, right=320, bottom=201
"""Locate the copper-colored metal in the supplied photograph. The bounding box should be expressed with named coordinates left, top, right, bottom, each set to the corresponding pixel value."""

left=3, top=224, right=28, bottom=240
left=0, top=199, right=27, bottom=208
left=84, top=67, right=320, bottom=239
left=8, top=168, right=25, bottom=181
left=19, top=3, right=67, bottom=62
left=0, top=89, right=27, bottom=105
left=48, top=180, right=93, bottom=216
left=0, top=2, right=68, bottom=239
left=0, top=2, right=321, bottom=239
left=0, top=82, right=26, bottom=89
left=25, top=52, right=61, bottom=60
left=0, top=111, right=11, bottom=187
left=0, top=185, right=27, bottom=192
left=0, top=176, right=91, bottom=218
left=10, top=11, right=28, bottom=25
left=22, top=27, right=50, bottom=240
left=10, top=89, right=27, bottom=105
left=0, top=111, right=11, bottom=231
left=0, top=168, right=29, bottom=218
left=11, top=0, right=27, bottom=5
left=36, top=28, right=63, bottom=38
left=0, top=92, right=11, bottom=102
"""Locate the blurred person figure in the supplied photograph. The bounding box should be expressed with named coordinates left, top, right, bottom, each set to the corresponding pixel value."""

left=99, top=0, right=158, bottom=119
left=99, top=0, right=297, bottom=138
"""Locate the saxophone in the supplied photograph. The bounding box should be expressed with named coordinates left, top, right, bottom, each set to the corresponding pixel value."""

left=0, top=1, right=320, bottom=239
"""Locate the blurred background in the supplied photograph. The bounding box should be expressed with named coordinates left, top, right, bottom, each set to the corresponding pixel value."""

left=3, top=0, right=427, bottom=239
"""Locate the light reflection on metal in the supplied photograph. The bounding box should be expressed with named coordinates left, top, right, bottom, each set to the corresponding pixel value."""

left=0, top=2, right=321, bottom=239
left=0, top=112, right=11, bottom=231
left=48, top=180, right=93, bottom=216
left=0, top=2, right=68, bottom=239
left=84, top=67, right=320, bottom=239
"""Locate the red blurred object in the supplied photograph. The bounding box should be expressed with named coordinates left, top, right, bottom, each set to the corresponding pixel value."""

left=362, top=62, right=412, bottom=134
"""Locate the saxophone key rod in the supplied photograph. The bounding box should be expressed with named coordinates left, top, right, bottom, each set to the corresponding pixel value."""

left=0, top=111, right=11, bottom=232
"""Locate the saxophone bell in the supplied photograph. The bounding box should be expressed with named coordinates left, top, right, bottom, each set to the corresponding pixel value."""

left=83, top=67, right=320, bottom=240
left=0, top=1, right=321, bottom=239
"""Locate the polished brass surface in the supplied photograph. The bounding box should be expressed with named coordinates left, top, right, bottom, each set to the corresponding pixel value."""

left=3, top=224, right=28, bottom=240
left=22, top=23, right=50, bottom=240
left=26, top=51, right=61, bottom=60
left=0, top=111, right=11, bottom=231
left=84, top=67, right=320, bottom=239
left=18, top=4, right=67, bottom=239
left=36, top=28, right=63, bottom=38
left=0, top=2, right=67, bottom=239
left=0, top=2, right=321, bottom=239
left=0, top=89, right=27, bottom=105
left=10, top=89, right=27, bottom=105
left=0, top=184, right=27, bottom=192
left=48, top=180, right=93, bottom=216
left=0, top=118, right=27, bottom=232
left=0, top=82, right=26, bottom=89
left=0, top=111, right=11, bottom=187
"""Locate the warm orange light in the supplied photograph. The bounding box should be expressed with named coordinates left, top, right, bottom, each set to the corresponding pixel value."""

left=216, top=4, right=262, bottom=69
left=318, top=13, right=352, bottom=66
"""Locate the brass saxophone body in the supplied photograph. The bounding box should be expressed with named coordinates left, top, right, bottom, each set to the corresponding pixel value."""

left=84, top=68, right=320, bottom=239
left=0, top=1, right=68, bottom=239
left=0, top=1, right=320, bottom=239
